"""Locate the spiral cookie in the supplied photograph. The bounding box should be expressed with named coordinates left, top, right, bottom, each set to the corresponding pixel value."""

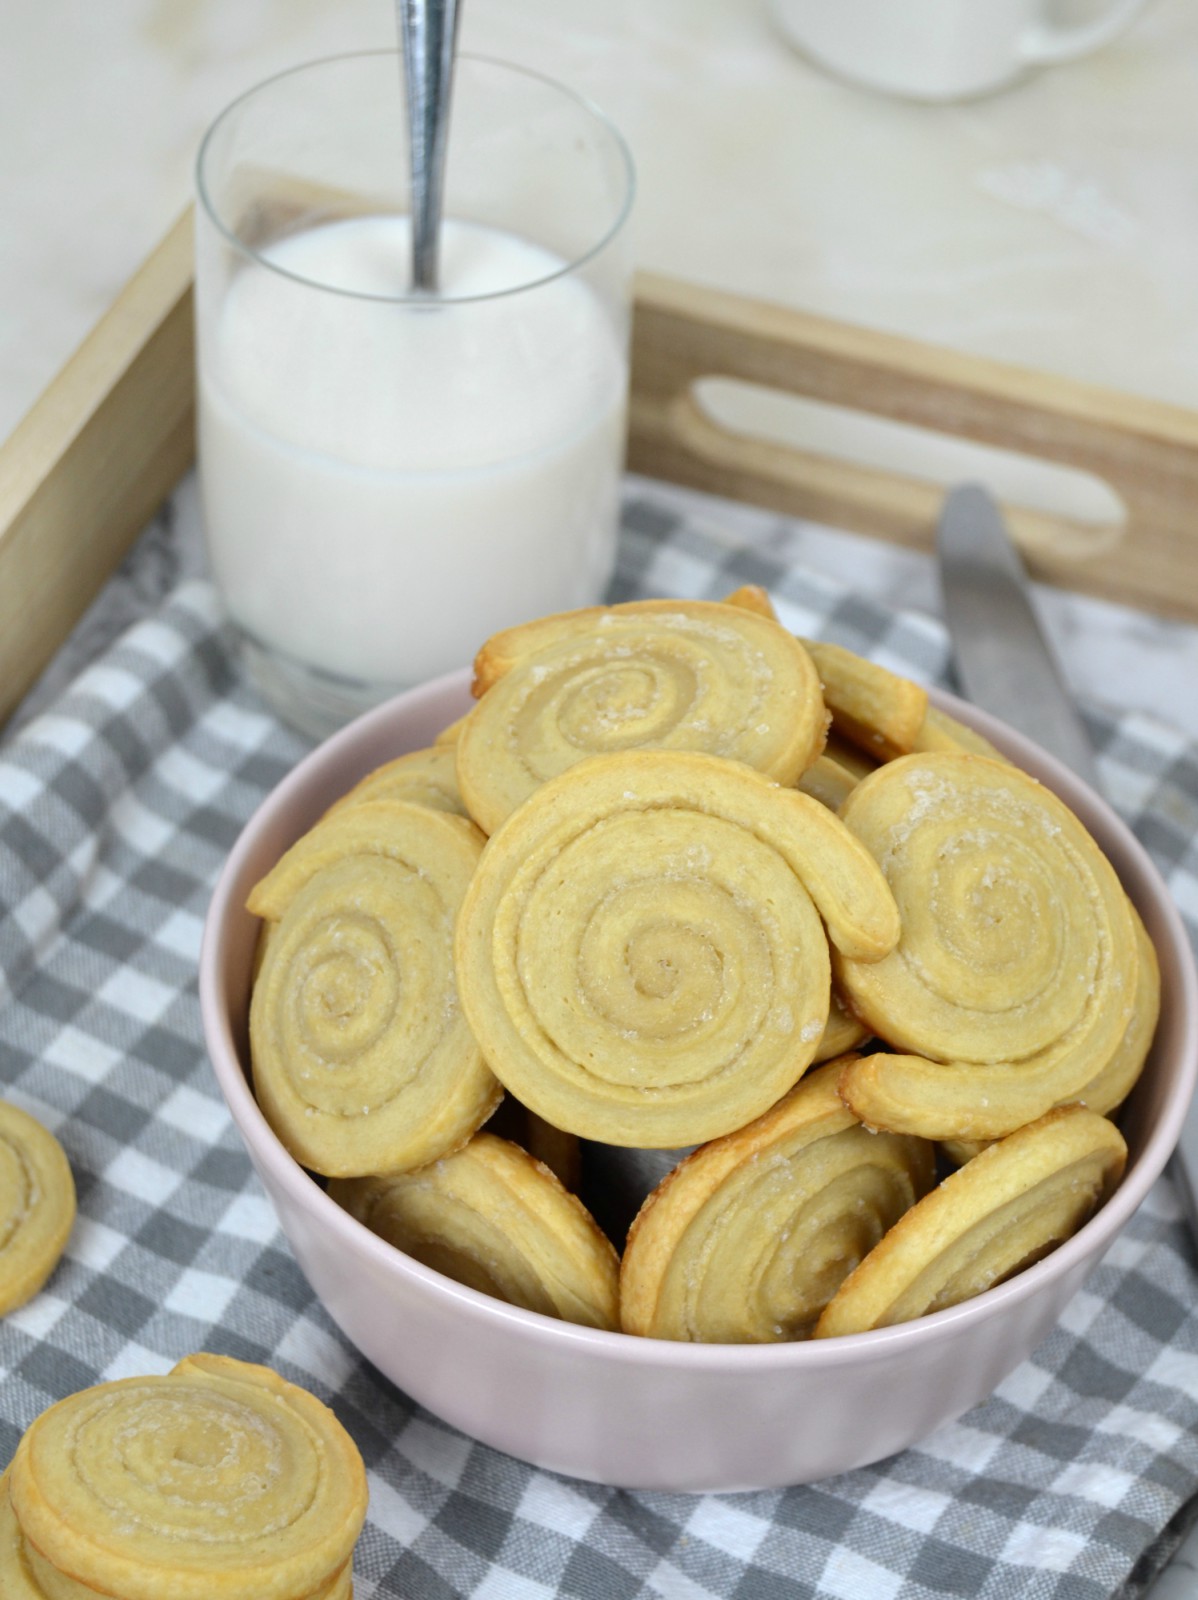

left=938, top=905, right=1160, bottom=1169
left=456, top=599, right=828, bottom=834
left=815, top=1105, right=1127, bottom=1336
left=720, top=582, right=778, bottom=620
left=8, top=1356, right=367, bottom=1600
left=834, top=753, right=1143, bottom=1140
left=324, top=745, right=467, bottom=819
left=248, top=801, right=500, bottom=1176
left=14, top=1492, right=352, bottom=1600
left=911, top=704, right=1005, bottom=761
left=332, top=1132, right=619, bottom=1329
left=620, top=1059, right=934, bottom=1341
left=455, top=749, right=900, bottom=1148
left=0, top=1103, right=75, bottom=1317
left=802, top=639, right=929, bottom=762
left=796, top=752, right=859, bottom=812
left=0, top=1475, right=41, bottom=1598
left=1075, top=900, right=1160, bottom=1118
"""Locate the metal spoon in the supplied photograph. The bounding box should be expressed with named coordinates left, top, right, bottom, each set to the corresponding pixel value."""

left=397, top=0, right=461, bottom=293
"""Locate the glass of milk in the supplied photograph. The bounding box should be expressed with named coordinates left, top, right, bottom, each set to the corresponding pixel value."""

left=195, top=52, right=635, bottom=737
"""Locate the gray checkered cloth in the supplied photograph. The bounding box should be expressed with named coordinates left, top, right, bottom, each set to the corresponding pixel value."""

left=2, top=483, right=1198, bottom=1600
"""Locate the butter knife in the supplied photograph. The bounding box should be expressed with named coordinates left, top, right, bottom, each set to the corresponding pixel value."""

left=937, top=481, right=1198, bottom=1598
left=937, top=484, right=1101, bottom=789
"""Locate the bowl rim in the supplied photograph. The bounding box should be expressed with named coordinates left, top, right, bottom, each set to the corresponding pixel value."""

left=199, top=668, right=1198, bottom=1369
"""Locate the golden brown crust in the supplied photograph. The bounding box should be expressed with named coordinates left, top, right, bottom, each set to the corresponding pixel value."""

left=331, top=1134, right=619, bottom=1329
left=471, top=604, right=609, bottom=698
left=888, top=902, right=1156, bottom=1170
left=246, top=800, right=485, bottom=923
left=802, top=639, right=929, bottom=762
left=720, top=583, right=779, bottom=620
left=620, top=1059, right=934, bottom=1340
left=815, top=1105, right=1127, bottom=1336
left=1069, top=898, right=1160, bottom=1118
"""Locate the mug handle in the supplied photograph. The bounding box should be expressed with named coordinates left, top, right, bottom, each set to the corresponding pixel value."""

left=1021, top=0, right=1150, bottom=63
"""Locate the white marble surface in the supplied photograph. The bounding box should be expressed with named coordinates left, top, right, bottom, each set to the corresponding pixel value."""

left=1, top=0, right=1196, bottom=735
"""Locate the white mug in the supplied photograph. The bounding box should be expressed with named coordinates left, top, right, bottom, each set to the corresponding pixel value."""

left=770, top=0, right=1152, bottom=101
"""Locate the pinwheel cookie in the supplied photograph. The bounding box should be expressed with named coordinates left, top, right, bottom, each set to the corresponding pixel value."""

left=815, top=1104, right=1127, bottom=1335
left=455, top=749, right=900, bottom=1148
left=620, top=1058, right=934, bottom=1341
left=937, top=904, right=1160, bottom=1169
left=795, top=751, right=860, bottom=813
left=911, top=703, right=1004, bottom=761
left=0, top=1102, right=74, bottom=1317
left=833, top=752, right=1148, bottom=1140
left=720, top=582, right=779, bottom=620
left=802, top=638, right=928, bottom=762
left=247, top=800, right=500, bottom=1177
left=331, top=1133, right=619, bottom=1329
left=7, top=1355, right=367, bottom=1600
left=323, top=744, right=467, bottom=819
left=799, top=638, right=1003, bottom=764
left=0, top=1474, right=40, bottom=1598
left=456, top=598, right=828, bottom=834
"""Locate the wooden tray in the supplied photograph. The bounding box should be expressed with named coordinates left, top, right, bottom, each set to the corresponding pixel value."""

left=2, top=207, right=1197, bottom=729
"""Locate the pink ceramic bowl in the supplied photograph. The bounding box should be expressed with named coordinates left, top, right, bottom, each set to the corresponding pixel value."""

left=199, top=672, right=1198, bottom=1492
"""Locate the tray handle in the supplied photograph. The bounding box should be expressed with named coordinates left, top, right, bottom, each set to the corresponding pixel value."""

left=628, top=270, right=1198, bottom=620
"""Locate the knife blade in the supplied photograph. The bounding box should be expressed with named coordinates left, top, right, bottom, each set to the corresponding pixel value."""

left=937, top=483, right=1102, bottom=791
left=936, top=481, right=1198, bottom=1236
left=937, top=481, right=1198, bottom=1596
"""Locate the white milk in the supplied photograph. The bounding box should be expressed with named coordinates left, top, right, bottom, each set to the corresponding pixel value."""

left=198, top=215, right=628, bottom=689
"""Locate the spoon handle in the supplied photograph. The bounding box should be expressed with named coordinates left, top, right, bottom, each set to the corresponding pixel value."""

left=399, top=0, right=461, bottom=292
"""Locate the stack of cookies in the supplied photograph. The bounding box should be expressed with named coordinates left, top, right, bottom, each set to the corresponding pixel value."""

left=243, top=590, right=1156, bottom=1344
left=1, top=1353, right=367, bottom=1598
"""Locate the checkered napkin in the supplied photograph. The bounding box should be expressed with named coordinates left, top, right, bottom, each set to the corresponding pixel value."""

left=3, top=482, right=1198, bottom=1600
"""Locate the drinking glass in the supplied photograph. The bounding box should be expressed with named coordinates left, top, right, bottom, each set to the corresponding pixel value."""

left=195, top=52, right=635, bottom=737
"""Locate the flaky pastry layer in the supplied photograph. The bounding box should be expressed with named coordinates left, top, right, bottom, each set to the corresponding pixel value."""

left=620, top=1058, right=934, bottom=1341
left=815, top=1105, right=1127, bottom=1336
left=332, top=1133, right=619, bottom=1329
